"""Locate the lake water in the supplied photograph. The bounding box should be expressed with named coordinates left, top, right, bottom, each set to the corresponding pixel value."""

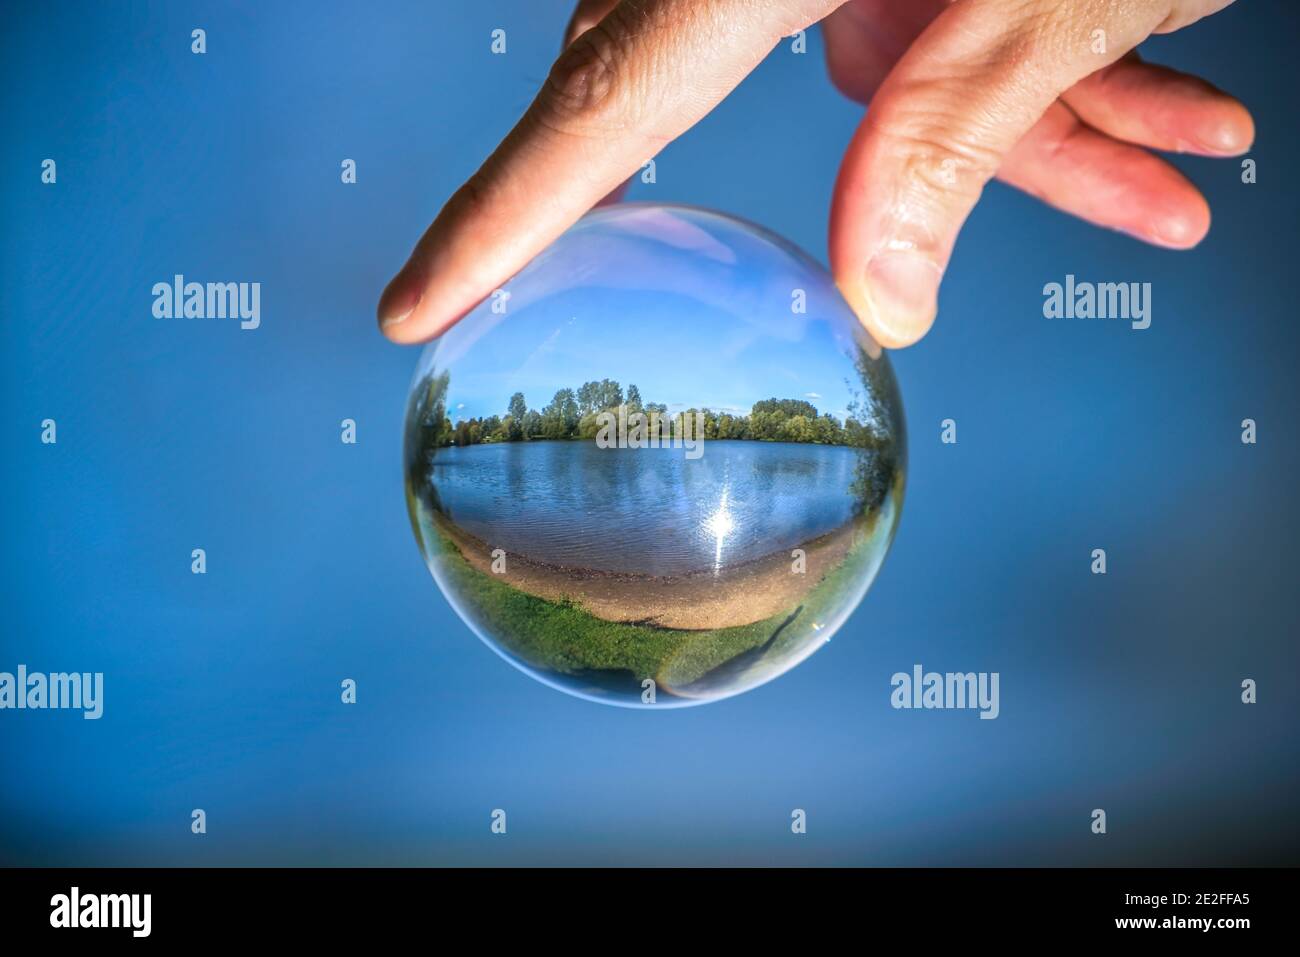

left=425, top=440, right=862, bottom=576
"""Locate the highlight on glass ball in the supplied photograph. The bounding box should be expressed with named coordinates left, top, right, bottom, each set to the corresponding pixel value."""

left=403, top=203, right=906, bottom=707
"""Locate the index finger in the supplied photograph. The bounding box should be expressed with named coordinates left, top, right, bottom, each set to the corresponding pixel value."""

left=378, top=0, right=844, bottom=343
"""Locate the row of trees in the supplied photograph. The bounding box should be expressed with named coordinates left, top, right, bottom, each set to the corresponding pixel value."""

left=426, top=379, right=875, bottom=448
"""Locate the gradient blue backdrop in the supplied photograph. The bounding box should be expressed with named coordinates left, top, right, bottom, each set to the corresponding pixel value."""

left=3, top=0, right=1297, bottom=865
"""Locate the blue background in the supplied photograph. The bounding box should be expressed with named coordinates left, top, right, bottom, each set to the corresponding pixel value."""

left=2, top=0, right=1296, bottom=865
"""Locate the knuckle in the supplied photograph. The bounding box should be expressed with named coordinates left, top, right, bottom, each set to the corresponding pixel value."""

left=871, top=105, right=1005, bottom=197
left=539, top=16, right=631, bottom=136
left=446, top=173, right=491, bottom=222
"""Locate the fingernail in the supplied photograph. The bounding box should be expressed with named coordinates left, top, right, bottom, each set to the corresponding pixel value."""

left=378, top=277, right=422, bottom=330
left=1151, top=216, right=1197, bottom=248
left=853, top=250, right=941, bottom=348
left=1194, top=121, right=1246, bottom=156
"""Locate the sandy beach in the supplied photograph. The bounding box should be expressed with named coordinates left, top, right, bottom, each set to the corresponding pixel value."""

left=432, top=510, right=866, bottom=631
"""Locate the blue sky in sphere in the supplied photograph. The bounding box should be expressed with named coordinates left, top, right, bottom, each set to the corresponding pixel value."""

left=434, top=205, right=867, bottom=424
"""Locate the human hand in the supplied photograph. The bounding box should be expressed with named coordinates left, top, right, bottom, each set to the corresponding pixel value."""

left=378, top=0, right=1252, bottom=349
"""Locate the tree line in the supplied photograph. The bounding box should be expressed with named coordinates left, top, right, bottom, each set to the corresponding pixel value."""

left=409, top=373, right=881, bottom=448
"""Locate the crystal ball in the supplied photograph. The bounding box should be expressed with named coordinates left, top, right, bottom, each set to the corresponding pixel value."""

left=404, top=204, right=906, bottom=707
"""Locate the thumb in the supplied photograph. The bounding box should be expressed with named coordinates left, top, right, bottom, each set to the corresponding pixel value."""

left=829, top=0, right=1183, bottom=349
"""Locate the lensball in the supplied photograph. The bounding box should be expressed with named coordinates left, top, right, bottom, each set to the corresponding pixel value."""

left=404, top=204, right=905, bottom=707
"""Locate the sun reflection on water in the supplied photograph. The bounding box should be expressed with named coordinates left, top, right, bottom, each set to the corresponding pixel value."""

left=704, top=490, right=735, bottom=570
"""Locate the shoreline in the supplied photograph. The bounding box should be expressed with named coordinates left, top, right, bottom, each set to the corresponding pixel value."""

left=430, top=509, right=868, bottom=631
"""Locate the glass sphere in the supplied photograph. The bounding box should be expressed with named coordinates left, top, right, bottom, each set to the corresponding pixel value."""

left=404, top=203, right=905, bottom=707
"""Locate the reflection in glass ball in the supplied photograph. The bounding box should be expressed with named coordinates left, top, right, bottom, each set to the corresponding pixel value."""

left=404, top=204, right=906, bottom=707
